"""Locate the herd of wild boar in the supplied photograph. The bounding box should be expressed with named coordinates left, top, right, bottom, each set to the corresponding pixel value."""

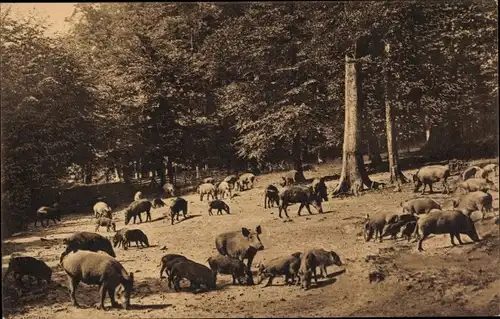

left=3, top=162, right=499, bottom=311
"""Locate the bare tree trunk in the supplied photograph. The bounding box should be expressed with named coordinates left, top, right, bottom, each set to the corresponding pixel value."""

left=122, top=163, right=132, bottom=184
left=166, top=158, right=174, bottom=184
left=367, top=130, right=383, bottom=170
left=292, top=134, right=306, bottom=182
left=384, top=42, right=408, bottom=184
left=333, top=54, right=373, bottom=195
left=84, top=163, right=93, bottom=184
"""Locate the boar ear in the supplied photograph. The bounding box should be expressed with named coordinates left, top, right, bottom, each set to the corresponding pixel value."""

left=241, top=228, right=250, bottom=237
left=365, top=214, right=370, bottom=221
left=256, top=225, right=262, bottom=234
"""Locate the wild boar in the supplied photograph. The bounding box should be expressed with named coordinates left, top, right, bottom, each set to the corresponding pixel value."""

left=122, top=229, right=149, bottom=250
left=93, top=201, right=112, bottom=219
left=133, top=191, right=143, bottom=201
left=207, top=255, right=250, bottom=285
left=281, top=170, right=298, bottom=187
left=482, top=163, right=498, bottom=177
left=198, top=183, right=217, bottom=201
left=451, top=191, right=493, bottom=220
left=401, top=221, right=417, bottom=242
left=401, top=198, right=442, bottom=215
left=298, top=251, right=317, bottom=290
left=163, top=183, right=175, bottom=198
left=124, top=199, right=152, bottom=225
left=112, top=228, right=128, bottom=248
left=94, top=217, right=116, bottom=232
left=381, top=221, right=406, bottom=240
left=264, top=184, right=280, bottom=209
left=461, top=166, right=483, bottom=181
left=162, top=256, right=190, bottom=289
left=208, top=200, right=230, bottom=216
left=364, top=212, right=399, bottom=242
left=60, top=250, right=134, bottom=310
left=152, top=198, right=166, bottom=208
left=416, top=210, right=481, bottom=251
left=223, top=175, right=239, bottom=188
left=311, top=178, right=329, bottom=202
left=307, top=249, right=343, bottom=278
left=217, top=181, right=232, bottom=199
left=411, top=165, right=450, bottom=195
left=278, top=185, right=326, bottom=219
left=169, top=197, right=188, bottom=225
left=4, top=256, right=52, bottom=286
left=236, top=173, right=256, bottom=191
left=257, top=253, right=302, bottom=287
left=60, top=232, right=116, bottom=263
left=159, top=254, right=188, bottom=280
left=215, top=225, right=264, bottom=285
left=203, top=177, right=216, bottom=184
left=35, top=205, right=61, bottom=227
left=458, top=178, right=498, bottom=193
left=169, top=259, right=216, bottom=292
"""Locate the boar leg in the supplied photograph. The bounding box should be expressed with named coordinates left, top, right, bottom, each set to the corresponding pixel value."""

left=450, top=233, right=457, bottom=246
left=208, top=208, right=212, bottom=216
left=421, top=184, right=427, bottom=195
left=417, top=233, right=429, bottom=251
left=97, top=285, right=107, bottom=310
left=264, top=195, right=268, bottom=209
left=263, top=275, right=274, bottom=287
left=160, top=264, right=167, bottom=279
left=108, top=287, right=120, bottom=308
left=95, top=225, right=100, bottom=232
left=68, top=276, right=81, bottom=307
left=428, top=184, right=434, bottom=194
left=245, top=256, right=256, bottom=285
left=297, top=203, right=305, bottom=216
left=442, top=180, right=449, bottom=194
left=455, top=233, right=464, bottom=245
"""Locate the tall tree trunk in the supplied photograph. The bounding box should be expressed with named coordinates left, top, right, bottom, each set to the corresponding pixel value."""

left=84, top=163, right=93, bottom=184
left=292, top=134, right=306, bottom=182
left=333, top=54, right=374, bottom=195
left=166, top=158, right=174, bottom=184
left=367, top=129, right=383, bottom=170
left=384, top=42, right=408, bottom=184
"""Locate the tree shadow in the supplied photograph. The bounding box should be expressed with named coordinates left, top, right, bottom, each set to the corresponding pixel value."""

left=130, top=303, right=171, bottom=310
left=309, top=277, right=337, bottom=289
left=322, top=174, right=341, bottom=182
left=325, top=268, right=347, bottom=278
left=171, top=214, right=202, bottom=225
left=2, top=237, right=67, bottom=257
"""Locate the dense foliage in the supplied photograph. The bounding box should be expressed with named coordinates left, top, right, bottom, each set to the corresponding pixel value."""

left=1, top=2, right=497, bottom=235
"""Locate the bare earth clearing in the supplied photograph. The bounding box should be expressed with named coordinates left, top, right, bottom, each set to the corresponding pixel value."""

left=2, top=160, right=499, bottom=318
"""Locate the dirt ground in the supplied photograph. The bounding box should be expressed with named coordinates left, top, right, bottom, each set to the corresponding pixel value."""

left=2, top=160, right=500, bottom=318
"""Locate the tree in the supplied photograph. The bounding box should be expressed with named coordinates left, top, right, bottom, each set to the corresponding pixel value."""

left=383, top=42, right=408, bottom=184
left=1, top=9, right=98, bottom=235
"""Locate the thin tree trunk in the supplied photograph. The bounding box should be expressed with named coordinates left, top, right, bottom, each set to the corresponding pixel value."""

left=122, top=161, right=133, bottom=184
left=166, top=158, right=174, bottom=184
left=384, top=42, right=408, bottom=184
left=333, top=54, right=374, bottom=195
left=84, top=163, right=93, bottom=184
left=292, top=134, right=306, bottom=182
left=367, top=130, right=383, bottom=170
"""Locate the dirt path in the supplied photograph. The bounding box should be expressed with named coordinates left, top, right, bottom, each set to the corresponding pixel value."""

left=2, top=165, right=499, bottom=317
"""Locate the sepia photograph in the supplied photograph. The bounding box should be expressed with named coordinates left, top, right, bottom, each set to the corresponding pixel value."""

left=1, top=1, right=498, bottom=317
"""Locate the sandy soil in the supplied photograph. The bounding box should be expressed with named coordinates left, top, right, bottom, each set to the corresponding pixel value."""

left=2, top=163, right=499, bottom=318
